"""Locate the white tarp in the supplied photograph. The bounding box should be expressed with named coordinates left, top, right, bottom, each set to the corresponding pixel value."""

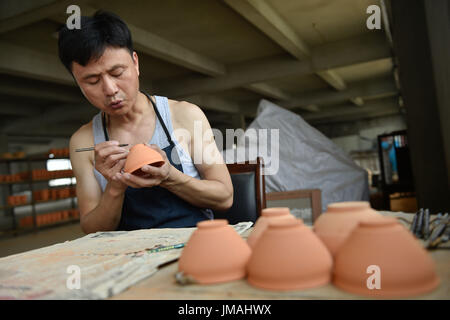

left=223, top=99, right=369, bottom=212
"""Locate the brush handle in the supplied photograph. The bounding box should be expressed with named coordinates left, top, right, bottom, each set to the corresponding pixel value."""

left=75, top=144, right=129, bottom=152
left=148, top=243, right=185, bottom=253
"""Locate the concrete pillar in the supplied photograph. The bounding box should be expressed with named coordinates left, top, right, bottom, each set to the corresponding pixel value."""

left=424, top=0, right=450, bottom=192
left=390, top=0, right=450, bottom=212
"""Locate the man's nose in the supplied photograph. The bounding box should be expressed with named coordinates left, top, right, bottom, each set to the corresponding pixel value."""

left=102, top=75, right=119, bottom=96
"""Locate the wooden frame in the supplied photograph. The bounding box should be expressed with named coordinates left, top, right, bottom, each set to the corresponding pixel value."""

left=226, top=156, right=267, bottom=217
left=266, top=189, right=322, bottom=222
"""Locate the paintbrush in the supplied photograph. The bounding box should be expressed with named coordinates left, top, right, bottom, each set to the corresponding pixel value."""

left=75, top=144, right=129, bottom=152
left=129, top=243, right=185, bottom=257
left=147, top=243, right=185, bottom=253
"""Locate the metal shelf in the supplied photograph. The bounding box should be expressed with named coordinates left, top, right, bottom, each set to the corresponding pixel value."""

left=0, top=176, right=75, bottom=185
left=0, top=196, right=77, bottom=210
left=0, top=155, right=77, bottom=235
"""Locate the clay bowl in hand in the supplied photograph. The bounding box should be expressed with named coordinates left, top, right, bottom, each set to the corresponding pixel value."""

left=124, top=144, right=165, bottom=176
left=333, top=216, right=440, bottom=298
left=313, top=201, right=381, bottom=257
left=247, top=207, right=296, bottom=249
left=247, top=219, right=333, bottom=291
left=178, top=219, right=252, bottom=284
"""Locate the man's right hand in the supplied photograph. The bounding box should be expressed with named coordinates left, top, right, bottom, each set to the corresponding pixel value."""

left=94, top=141, right=128, bottom=191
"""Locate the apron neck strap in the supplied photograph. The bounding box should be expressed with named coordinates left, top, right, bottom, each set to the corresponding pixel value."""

left=142, top=91, right=174, bottom=146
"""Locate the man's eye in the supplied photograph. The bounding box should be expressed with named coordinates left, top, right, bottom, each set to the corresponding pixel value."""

left=88, top=80, right=99, bottom=85
left=112, top=71, right=124, bottom=77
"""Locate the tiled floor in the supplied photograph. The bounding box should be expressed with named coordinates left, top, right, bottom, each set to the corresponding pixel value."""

left=0, top=223, right=85, bottom=258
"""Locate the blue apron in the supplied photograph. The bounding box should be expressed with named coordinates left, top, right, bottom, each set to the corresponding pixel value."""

left=101, top=92, right=210, bottom=230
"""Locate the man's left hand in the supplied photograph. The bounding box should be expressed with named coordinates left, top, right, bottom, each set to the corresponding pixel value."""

left=115, top=144, right=172, bottom=188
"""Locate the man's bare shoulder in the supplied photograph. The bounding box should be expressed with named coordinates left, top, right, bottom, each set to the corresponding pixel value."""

left=69, top=122, right=95, bottom=165
left=70, top=122, right=94, bottom=148
left=168, top=99, right=208, bottom=129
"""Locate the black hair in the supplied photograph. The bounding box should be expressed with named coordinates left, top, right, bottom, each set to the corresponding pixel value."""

left=58, top=10, right=133, bottom=73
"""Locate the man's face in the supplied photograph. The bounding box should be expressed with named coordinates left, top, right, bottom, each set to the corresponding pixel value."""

left=72, top=47, right=140, bottom=116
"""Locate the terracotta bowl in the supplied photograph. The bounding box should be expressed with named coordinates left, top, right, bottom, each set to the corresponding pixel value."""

left=247, top=207, right=296, bottom=248
left=333, top=216, right=440, bottom=298
left=247, top=219, right=333, bottom=291
left=178, top=219, right=251, bottom=284
left=124, top=144, right=165, bottom=175
left=313, top=201, right=381, bottom=256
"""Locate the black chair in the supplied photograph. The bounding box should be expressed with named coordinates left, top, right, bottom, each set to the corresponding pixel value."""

left=213, top=157, right=266, bottom=224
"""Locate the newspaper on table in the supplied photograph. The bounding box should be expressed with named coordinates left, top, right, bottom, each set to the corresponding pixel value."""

left=0, top=222, right=253, bottom=300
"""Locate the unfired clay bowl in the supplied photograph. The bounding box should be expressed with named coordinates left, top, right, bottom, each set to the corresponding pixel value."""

left=124, top=143, right=165, bottom=175
left=247, top=219, right=333, bottom=291
left=333, top=216, right=440, bottom=298
left=178, top=219, right=252, bottom=284
left=313, top=201, right=381, bottom=256
left=247, top=207, right=296, bottom=248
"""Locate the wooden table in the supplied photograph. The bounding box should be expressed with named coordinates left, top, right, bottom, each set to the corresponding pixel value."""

left=110, top=251, right=449, bottom=300
left=111, top=212, right=450, bottom=300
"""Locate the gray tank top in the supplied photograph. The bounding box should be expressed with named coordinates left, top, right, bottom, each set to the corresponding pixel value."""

left=92, top=95, right=202, bottom=191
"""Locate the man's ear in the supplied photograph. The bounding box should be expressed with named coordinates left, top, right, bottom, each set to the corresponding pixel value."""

left=132, top=51, right=139, bottom=77
left=70, top=68, right=87, bottom=98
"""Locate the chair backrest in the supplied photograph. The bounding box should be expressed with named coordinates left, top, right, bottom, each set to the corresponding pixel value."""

left=213, top=157, right=266, bottom=224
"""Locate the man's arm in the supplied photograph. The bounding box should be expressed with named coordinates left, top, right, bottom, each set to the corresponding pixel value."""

left=70, top=126, right=128, bottom=233
left=162, top=101, right=233, bottom=210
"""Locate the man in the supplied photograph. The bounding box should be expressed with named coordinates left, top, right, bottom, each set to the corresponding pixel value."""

left=58, top=11, right=233, bottom=234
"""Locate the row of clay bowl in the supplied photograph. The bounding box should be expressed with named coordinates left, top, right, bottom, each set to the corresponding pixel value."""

left=0, top=170, right=74, bottom=182
left=7, top=195, right=28, bottom=206
left=19, top=209, right=80, bottom=227
left=178, top=202, right=440, bottom=298
left=33, top=187, right=76, bottom=201
left=31, top=169, right=73, bottom=180
left=7, top=188, right=76, bottom=206
left=123, top=145, right=440, bottom=297
left=0, top=172, right=30, bottom=183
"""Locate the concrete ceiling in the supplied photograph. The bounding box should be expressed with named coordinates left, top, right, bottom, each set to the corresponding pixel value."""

left=0, top=0, right=398, bottom=139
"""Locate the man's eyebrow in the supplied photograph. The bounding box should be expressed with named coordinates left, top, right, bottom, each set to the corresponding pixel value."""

left=82, top=64, right=127, bottom=80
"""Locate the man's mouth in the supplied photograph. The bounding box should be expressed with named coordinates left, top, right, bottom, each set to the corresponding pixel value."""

left=109, top=100, right=124, bottom=109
